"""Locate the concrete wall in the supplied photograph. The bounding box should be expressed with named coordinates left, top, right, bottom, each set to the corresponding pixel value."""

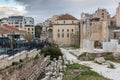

left=103, top=39, right=118, bottom=52
left=82, top=39, right=94, bottom=51
left=82, top=39, right=120, bottom=53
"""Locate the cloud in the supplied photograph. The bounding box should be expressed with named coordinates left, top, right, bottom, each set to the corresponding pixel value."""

left=0, top=5, right=26, bottom=18
left=13, top=0, right=119, bottom=23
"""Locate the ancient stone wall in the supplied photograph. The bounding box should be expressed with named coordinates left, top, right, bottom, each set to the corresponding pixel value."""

left=0, top=49, right=40, bottom=69
left=0, top=56, right=50, bottom=80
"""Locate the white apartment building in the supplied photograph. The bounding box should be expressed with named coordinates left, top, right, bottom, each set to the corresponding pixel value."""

left=1, top=16, right=35, bottom=37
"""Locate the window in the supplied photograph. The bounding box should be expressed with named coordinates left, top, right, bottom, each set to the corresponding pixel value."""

left=58, top=33, right=60, bottom=38
left=62, top=33, right=64, bottom=38
left=114, top=33, right=116, bottom=38
left=102, top=13, right=104, bottom=15
left=102, top=13, right=104, bottom=18
left=111, top=21, right=113, bottom=26
left=62, top=29, right=64, bottom=32
left=15, top=26, right=19, bottom=27
left=28, top=28, right=30, bottom=31
left=67, top=33, right=69, bottom=38
left=64, top=21, right=65, bottom=24
left=58, top=29, right=60, bottom=32
left=102, top=15, right=104, bottom=18
left=72, top=29, right=74, bottom=32
left=32, top=28, right=34, bottom=31
left=67, top=29, right=69, bottom=32
left=72, top=21, right=74, bottom=24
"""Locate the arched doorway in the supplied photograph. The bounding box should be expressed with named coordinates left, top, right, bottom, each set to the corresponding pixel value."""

left=47, top=29, right=53, bottom=43
left=94, top=41, right=102, bottom=49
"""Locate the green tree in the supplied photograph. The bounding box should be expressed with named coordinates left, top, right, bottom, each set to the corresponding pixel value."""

left=40, top=45, right=62, bottom=60
left=35, top=25, right=43, bottom=38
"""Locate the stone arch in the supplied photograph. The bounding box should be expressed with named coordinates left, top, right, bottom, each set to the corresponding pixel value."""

left=94, top=41, right=102, bottom=49
left=47, top=29, right=53, bottom=43
left=47, top=29, right=53, bottom=38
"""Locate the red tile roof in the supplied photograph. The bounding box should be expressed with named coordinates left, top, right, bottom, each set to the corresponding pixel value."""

left=0, top=25, right=19, bottom=34
left=0, top=27, right=9, bottom=34
left=57, top=14, right=78, bottom=20
left=4, top=25, right=19, bottom=31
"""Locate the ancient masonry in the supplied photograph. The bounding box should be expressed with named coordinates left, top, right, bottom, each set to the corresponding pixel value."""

left=0, top=56, right=50, bottom=80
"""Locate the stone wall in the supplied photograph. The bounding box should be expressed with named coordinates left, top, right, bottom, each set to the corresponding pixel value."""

left=103, top=39, right=120, bottom=52
left=0, top=49, right=40, bottom=69
left=0, top=55, right=9, bottom=69
left=0, top=56, right=50, bottom=80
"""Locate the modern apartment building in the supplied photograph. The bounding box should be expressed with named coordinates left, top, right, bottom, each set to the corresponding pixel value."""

left=0, top=16, right=35, bottom=37
left=24, top=17, right=35, bottom=37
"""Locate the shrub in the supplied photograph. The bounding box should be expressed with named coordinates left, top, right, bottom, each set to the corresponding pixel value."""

left=40, top=45, right=62, bottom=60
left=34, top=54, right=39, bottom=61
left=66, top=64, right=80, bottom=69
left=19, top=59, right=23, bottom=62
left=37, top=72, right=45, bottom=80
left=12, top=62, right=19, bottom=66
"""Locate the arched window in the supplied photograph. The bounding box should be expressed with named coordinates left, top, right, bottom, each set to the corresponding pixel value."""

left=62, top=33, right=64, bottom=38
left=67, top=29, right=69, bottom=32
left=58, top=29, right=60, bottom=32
left=72, top=29, right=74, bottom=32
left=62, top=29, right=64, bottom=32
left=94, top=41, right=102, bottom=49
left=67, top=33, right=69, bottom=38
left=58, top=33, right=60, bottom=38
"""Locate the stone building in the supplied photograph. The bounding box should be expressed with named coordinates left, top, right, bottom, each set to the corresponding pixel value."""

left=109, top=3, right=120, bottom=43
left=53, top=14, right=80, bottom=46
left=116, top=3, right=120, bottom=27
left=94, top=8, right=110, bottom=21
left=109, top=16, right=116, bottom=27
left=80, top=9, right=110, bottom=49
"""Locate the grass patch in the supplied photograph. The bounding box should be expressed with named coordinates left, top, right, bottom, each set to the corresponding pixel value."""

left=37, top=72, right=45, bottom=80
left=61, top=45, right=80, bottom=50
left=70, top=45, right=80, bottom=49
left=78, top=55, right=94, bottom=61
left=104, top=55, right=120, bottom=63
left=63, top=63, right=109, bottom=80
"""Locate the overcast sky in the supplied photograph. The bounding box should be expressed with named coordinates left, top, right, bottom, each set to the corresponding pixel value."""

left=0, top=0, right=120, bottom=24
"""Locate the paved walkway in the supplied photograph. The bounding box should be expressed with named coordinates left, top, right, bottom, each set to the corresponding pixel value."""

left=60, top=48, right=77, bottom=61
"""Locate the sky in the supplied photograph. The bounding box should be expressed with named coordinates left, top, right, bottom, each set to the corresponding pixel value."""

left=0, top=0, right=120, bottom=24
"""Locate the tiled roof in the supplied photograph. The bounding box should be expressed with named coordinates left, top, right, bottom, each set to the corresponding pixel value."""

left=0, top=25, right=19, bottom=34
left=4, top=25, right=19, bottom=31
left=57, top=14, right=78, bottom=20
left=0, top=27, right=9, bottom=34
